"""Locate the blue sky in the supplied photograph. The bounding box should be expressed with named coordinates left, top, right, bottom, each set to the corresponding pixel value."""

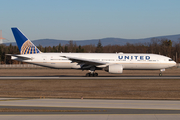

left=0, top=0, right=180, bottom=42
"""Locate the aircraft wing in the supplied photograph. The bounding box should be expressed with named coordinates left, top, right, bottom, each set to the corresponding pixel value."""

left=61, top=56, right=107, bottom=65
left=6, top=54, right=33, bottom=60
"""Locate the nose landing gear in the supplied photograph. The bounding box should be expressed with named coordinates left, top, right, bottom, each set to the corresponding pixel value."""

left=159, top=73, right=162, bottom=77
left=159, top=69, right=165, bottom=77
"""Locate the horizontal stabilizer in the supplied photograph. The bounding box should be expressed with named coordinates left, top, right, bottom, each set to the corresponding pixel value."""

left=6, top=54, right=33, bottom=60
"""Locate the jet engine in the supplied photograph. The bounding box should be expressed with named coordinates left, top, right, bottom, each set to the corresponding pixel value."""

left=104, top=64, right=123, bottom=74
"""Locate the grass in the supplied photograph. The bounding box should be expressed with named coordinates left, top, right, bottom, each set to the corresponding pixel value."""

left=0, top=79, right=180, bottom=100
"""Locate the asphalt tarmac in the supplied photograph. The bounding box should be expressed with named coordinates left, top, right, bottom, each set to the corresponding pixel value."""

left=0, top=106, right=180, bottom=114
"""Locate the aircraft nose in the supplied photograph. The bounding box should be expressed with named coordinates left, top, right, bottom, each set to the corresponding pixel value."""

left=169, top=61, right=176, bottom=67
left=173, top=61, right=176, bottom=67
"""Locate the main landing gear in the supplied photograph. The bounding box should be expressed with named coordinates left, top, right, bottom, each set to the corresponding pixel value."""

left=85, top=67, right=98, bottom=77
left=86, top=72, right=98, bottom=77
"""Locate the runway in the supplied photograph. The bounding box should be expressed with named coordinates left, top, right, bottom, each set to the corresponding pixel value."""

left=0, top=98, right=180, bottom=119
left=1, top=76, right=180, bottom=79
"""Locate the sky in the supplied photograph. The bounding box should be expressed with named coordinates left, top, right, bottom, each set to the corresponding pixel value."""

left=0, top=0, right=180, bottom=43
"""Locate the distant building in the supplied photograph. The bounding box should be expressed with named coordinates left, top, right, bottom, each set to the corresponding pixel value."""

left=0, top=30, right=5, bottom=44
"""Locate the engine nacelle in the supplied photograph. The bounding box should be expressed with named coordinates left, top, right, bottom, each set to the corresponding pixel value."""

left=105, top=64, right=123, bottom=74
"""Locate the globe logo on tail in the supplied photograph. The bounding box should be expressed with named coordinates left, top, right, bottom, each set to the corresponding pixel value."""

left=21, top=40, right=41, bottom=54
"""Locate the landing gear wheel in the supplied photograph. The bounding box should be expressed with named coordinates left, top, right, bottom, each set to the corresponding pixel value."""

left=86, top=73, right=90, bottom=77
left=159, top=73, right=162, bottom=77
left=85, top=72, right=98, bottom=77
left=94, top=73, right=98, bottom=77
left=90, top=73, right=93, bottom=77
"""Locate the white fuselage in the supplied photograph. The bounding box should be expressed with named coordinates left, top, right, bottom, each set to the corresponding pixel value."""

left=12, top=53, right=176, bottom=70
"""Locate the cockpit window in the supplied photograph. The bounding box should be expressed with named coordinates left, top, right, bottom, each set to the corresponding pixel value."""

left=169, top=59, right=173, bottom=61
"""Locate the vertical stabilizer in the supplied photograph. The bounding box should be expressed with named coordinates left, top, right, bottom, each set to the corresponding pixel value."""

left=11, top=28, right=41, bottom=54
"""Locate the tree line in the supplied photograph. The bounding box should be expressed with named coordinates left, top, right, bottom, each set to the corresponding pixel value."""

left=1, top=38, right=180, bottom=64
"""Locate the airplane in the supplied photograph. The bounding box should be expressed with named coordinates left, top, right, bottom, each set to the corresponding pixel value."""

left=8, top=27, right=176, bottom=77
